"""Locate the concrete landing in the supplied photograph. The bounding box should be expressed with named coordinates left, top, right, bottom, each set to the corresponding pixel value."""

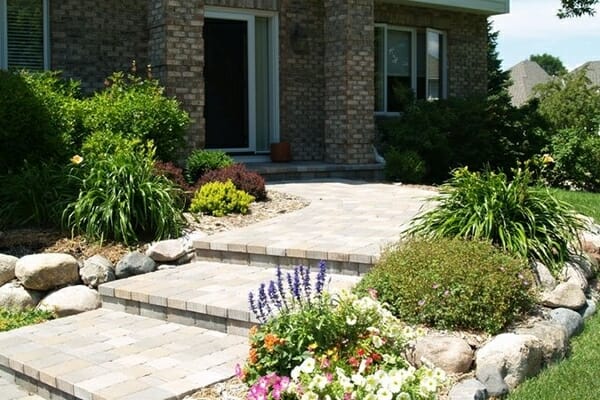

left=0, top=309, right=247, bottom=400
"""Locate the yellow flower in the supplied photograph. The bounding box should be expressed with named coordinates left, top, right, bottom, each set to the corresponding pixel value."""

left=542, top=154, right=554, bottom=164
left=70, top=155, right=83, bottom=165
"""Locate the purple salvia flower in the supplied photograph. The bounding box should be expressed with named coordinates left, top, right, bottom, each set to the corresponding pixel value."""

left=268, top=280, right=282, bottom=310
left=315, top=260, right=327, bottom=295
left=249, top=291, right=265, bottom=323
left=286, top=271, right=296, bottom=304
left=276, top=266, right=289, bottom=310
left=293, top=266, right=302, bottom=302
left=258, top=283, right=272, bottom=319
left=301, top=265, right=311, bottom=301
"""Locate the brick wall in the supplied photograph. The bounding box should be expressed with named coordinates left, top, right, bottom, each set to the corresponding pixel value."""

left=374, top=2, right=488, bottom=98
left=50, top=0, right=148, bottom=93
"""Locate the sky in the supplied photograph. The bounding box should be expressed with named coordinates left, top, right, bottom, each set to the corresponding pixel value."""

left=490, top=0, right=600, bottom=71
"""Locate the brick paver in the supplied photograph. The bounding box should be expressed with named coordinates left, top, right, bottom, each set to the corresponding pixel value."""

left=0, top=375, right=45, bottom=400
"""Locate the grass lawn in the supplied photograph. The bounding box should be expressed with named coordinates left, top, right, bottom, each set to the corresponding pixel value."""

left=0, top=308, right=54, bottom=332
left=552, top=189, right=600, bottom=223
left=508, top=313, right=600, bottom=400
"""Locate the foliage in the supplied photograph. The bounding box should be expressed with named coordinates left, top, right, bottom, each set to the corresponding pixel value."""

left=241, top=265, right=446, bottom=399
left=558, top=0, right=598, bottom=17
left=487, top=22, right=511, bottom=97
left=0, top=308, right=55, bottom=332
left=185, top=149, right=234, bottom=184
left=384, top=148, right=426, bottom=183
left=355, top=238, right=536, bottom=334
left=81, top=130, right=143, bottom=161
left=66, top=142, right=184, bottom=245
left=552, top=189, right=600, bottom=223
left=190, top=180, right=254, bottom=217
left=82, top=68, right=189, bottom=162
left=198, top=164, right=267, bottom=201
left=0, top=161, right=80, bottom=230
left=408, top=166, right=585, bottom=274
left=0, top=70, right=80, bottom=173
left=529, top=53, right=568, bottom=77
left=508, top=313, right=600, bottom=400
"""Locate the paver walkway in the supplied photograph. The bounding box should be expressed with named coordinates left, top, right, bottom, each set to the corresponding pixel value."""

left=1, top=375, right=44, bottom=400
left=194, top=181, right=436, bottom=272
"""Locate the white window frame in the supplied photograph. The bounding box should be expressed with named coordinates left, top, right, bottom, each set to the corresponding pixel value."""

left=0, top=0, right=50, bottom=70
left=425, top=28, right=448, bottom=100
left=204, top=7, right=280, bottom=153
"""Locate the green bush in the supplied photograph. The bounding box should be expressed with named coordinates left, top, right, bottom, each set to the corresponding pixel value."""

left=185, top=149, right=234, bottom=184
left=384, top=148, right=426, bottom=183
left=81, top=130, right=143, bottom=161
left=82, top=70, right=189, bottom=162
left=355, top=238, right=536, bottom=334
left=0, top=308, right=55, bottom=332
left=0, top=162, right=79, bottom=230
left=190, top=180, right=254, bottom=217
left=65, top=141, right=184, bottom=244
left=197, top=164, right=267, bottom=201
left=408, top=166, right=584, bottom=274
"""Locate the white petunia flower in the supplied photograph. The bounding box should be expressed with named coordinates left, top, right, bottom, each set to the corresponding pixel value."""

left=376, top=387, right=393, bottom=400
left=300, top=357, right=316, bottom=374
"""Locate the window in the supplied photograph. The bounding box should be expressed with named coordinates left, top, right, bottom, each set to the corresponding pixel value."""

left=0, top=0, right=49, bottom=70
left=375, top=25, right=446, bottom=113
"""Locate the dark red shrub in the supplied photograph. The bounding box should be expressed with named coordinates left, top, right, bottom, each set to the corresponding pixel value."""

left=198, top=164, right=267, bottom=201
left=153, top=161, right=191, bottom=191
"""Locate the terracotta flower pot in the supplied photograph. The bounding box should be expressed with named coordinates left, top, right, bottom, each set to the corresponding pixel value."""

left=270, top=141, right=291, bottom=163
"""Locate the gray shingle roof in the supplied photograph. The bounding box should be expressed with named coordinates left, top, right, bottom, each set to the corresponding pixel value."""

left=507, top=60, right=551, bottom=107
left=573, top=61, right=600, bottom=86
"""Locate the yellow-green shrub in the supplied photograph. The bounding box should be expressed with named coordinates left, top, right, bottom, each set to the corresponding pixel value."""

left=190, top=180, right=254, bottom=216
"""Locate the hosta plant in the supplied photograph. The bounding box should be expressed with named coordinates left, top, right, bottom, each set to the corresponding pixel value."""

left=408, top=166, right=584, bottom=275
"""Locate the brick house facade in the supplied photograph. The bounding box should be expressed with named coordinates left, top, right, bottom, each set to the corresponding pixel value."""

left=3, top=0, right=507, bottom=164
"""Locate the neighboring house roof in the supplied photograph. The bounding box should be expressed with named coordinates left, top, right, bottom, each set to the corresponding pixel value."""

left=573, top=61, right=600, bottom=86
left=507, top=60, right=551, bottom=107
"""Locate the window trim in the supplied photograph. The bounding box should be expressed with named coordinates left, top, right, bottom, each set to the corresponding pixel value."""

left=0, top=0, right=50, bottom=70
left=425, top=28, right=447, bottom=100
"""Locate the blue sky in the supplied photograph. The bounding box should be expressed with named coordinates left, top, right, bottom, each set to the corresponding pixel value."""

left=490, top=0, right=600, bottom=71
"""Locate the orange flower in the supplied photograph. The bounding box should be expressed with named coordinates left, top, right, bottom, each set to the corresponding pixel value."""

left=264, top=333, right=284, bottom=352
left=249, top=348, right=258, bottom=364
left=249, top=325, right=259, bottom=336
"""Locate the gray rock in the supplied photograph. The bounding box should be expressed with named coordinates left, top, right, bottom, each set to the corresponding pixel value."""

left=80, top=255, right=115, bottom=288
left=568, top=255, right=595, bottom=279
left=541, top=282, right=587, bottom=310
left=0, top=282, right=43, bottom=311
left=560, top=263, right=589, bottom=291
left=515, top=322, right=568, bottom=364
left=475, top=333, right=543, bottom=391
left=37, top=285, right=101, bottom=317
left=115, top=252, right=156, bottom=279
left=449, top=379, right=489, bottom=400
left=475, top=365, right=509, bottom=397
left=0, top=254, right=18, bottom=286
left=550, top=308, right=584, bottom=338
left=146, top=239, right=188, bottom=263
left=414, top=335, right=474, bottom=374
left=15, top=254, right=80, bottom=291
left=531, top=261, right=557, bottom=291
left=580, top=299, right=597, bottom=320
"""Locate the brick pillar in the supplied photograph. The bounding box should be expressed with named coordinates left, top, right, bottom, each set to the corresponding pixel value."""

left=148, top=0, right=205, bottom=154
left=323, top=0, right=375, bottom=164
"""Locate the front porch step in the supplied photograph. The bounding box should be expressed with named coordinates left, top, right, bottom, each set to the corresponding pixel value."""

left=245, top=161, right=384, bottom=182
left=0, top=309, right=247, bottom=400
left=99, top=261, right=358, bottom=337
left=0, top=374, right=45, bottom=400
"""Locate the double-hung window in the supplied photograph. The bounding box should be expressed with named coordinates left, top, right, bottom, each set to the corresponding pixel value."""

left=0, top=0, right=49, bottom=70
left=375, top=24, right=446, bottom=113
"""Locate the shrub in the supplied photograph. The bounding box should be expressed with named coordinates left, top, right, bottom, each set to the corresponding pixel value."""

left=190, top=180, right=254, bottom=217
left=384, top=148, right=426, bottom=183
left=241, top=264, right=446, bottom=400
left=82, top=69, right=189, bottom=162
left=81, top=130, right=143, bottom=161
left=198, top=164, right=267, bottom=201
left=65, top=142, right=184, bottom=244
left=0, top=308, right=55, bottom=332
left=355, top=238, right=536, bottom=334
left=185, top=149, right=234, bottom=184
left=408, top=166, right=584, bottom=274
left=0, top=162, right=80, bottom=230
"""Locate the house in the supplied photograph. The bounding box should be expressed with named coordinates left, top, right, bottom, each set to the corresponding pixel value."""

left=507, top=60, right=551, bottom=107
left=573, top=61, right=600, bottom=86
left=0, top=0, right=509, bottom=165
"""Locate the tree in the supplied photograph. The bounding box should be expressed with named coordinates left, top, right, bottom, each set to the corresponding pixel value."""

left=487, top=22, right=510, bottom=97
left=530, top=54, right=568, bottom=76
left=559, top=0, right=598, bottom=18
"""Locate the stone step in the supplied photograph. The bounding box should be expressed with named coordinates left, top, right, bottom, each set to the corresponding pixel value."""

left=99, top=261, right=358, bottom=337
left=0, top=374, right=45, bottom=400
left=244, top=161, right=384, bottom=182
left=0, top=309, right=247, bottom=400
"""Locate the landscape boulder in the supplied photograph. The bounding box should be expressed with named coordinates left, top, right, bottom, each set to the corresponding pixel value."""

left=115, top=252, right=156, bottom=279
left=568, top=255, right=595, bottom=279
left=0, top=254, right=18, bottom=286
left=550, top=308, right=584, bottom=338
left=449, top=379, right=488, bottom=400
left=0, top=282, right=43, bottom=311
left=475, top=365, right=508, bottom=398
left=579, top=299, right=597, bottom=320
left=514, top=321, right=568, bottom=364
left=531, top=261, right=556, bottom=291
left=37, top=285, right=101, bottom=317
left=145, top=239, right=188, bottom=263
left=80, top=255, right=115, bottom=288
left=541, top=282, right=587, bottom=310
left=15, top=254, right=79, bottom=291
left=413, top=335, right=474, bottom=374
left=560, top=263, right=589, bottom=291
left=475, top=333, right=543, bottom=393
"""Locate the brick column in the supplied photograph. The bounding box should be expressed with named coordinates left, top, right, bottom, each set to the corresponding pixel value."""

left=148, top=0, right=205, bottom=153
left=323, top=0, right=375, bottom=164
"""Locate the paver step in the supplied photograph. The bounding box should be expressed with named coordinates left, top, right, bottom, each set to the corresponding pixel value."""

left=244, top=162, right=384, bottom=182
left=0, top=374, right=45, bottom=400
left=0, top=309, right=247, bottom=400
left=99, top=261, right=358, bottom=337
